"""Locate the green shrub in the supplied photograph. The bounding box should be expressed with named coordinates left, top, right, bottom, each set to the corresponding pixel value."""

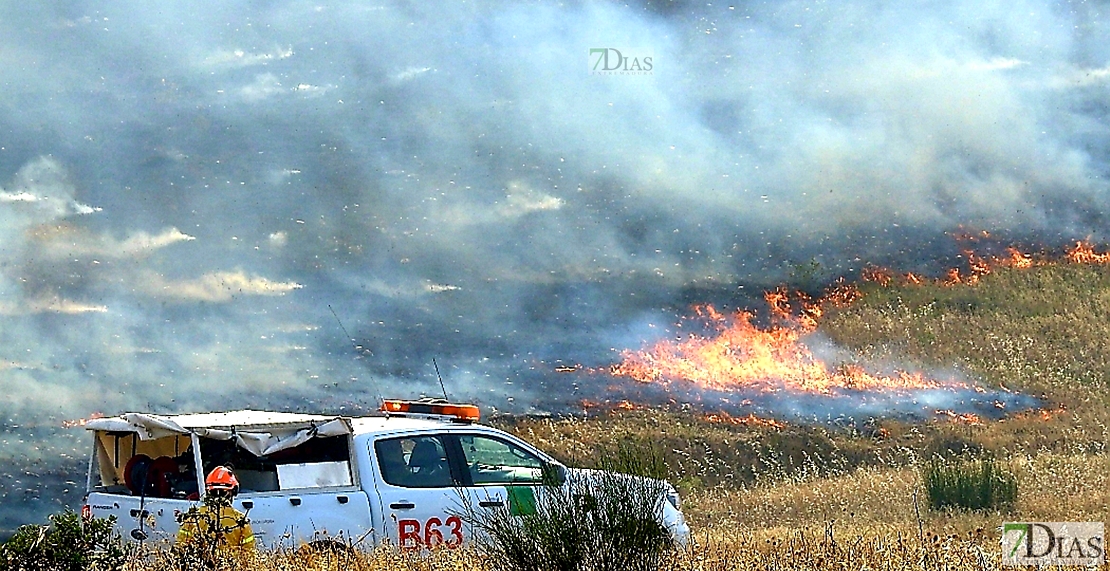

left=0, top=510, right=127, bottom=571
left=460, top=451, right=674, bottom=571
left=922, top=456, right=1017, bottom=512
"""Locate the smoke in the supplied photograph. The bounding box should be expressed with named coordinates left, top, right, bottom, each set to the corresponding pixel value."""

left=1, top=0, right=1108, bottom=528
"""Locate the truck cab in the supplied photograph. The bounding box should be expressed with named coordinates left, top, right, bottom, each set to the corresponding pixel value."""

left=81, top=401, right=690, bottom=550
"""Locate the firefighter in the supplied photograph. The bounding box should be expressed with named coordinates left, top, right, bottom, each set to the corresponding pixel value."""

left=176, top=466, right=255, bottom=551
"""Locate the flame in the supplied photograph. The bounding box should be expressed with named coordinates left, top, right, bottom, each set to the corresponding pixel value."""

left=861, top=266, right=894, bottom=287
left=934, top=409, right=984, bottom=426
left=820, top=279, right=862, bottom=309
left=1009, top=405, right=1068, bottom=422
left=862, top=238, right=1041, bottom=289
left=704, top=411, right=786, bottom=429
left=1003, top=247, right=1034, bottom=269
left=591, top=233, right=1089, bottom=417
left=611, top=295, right=959, bottom=395
left=967, top=252, right=992, bottom=277
left=943, top=267, right=972, bottom=286
left=1066, top=240, right=1110, bottom=265
left=62, top=412, right=104, bottom=428
left=578, top=399, right=648, bottom=413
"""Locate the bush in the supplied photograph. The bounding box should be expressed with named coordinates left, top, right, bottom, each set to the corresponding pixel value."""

left=922, top=456, right=1017, bottom=512
left=460, top=449, right=674, bottom=571
left=0, top=510, right=127, bottom=571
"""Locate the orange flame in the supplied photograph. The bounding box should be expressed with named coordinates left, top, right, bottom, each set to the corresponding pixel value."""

left=578, top=399, right=648, bottom=413
left=861, top=266, right=894, bottom=287
left=1066, top=240, right=1110, bottom=265
left=967, top=252, right=992, bottom=277
left=903, top=272, right=924, bottom=285
left=594, top=234, right=1106, bottom=411
left=1009, top=406, right=1068, bottom=422
left=704, top=411, right=786, bottom=429
left=611, top=299, right=959, bottom=395
left=934, top=409, right=983, bottom=426
left=1003, top=247, right=1034, bottom=269
left=886, top=245, right=1040, bottom=288
left=859, top=237, right=1110, bottom=293
left=858, top=229, right=1049, bottom=289
left=62, top=412, right=104, bottom=428
left=820, top=279, right=862, bottom=309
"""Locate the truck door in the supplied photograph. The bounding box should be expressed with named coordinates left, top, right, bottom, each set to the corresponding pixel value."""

left=447, top=433, right=547, bottom=533
left=371, top=435, right=466, bottom=550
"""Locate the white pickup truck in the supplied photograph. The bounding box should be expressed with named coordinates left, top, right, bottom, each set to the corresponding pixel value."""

left=80, top=400, right=690, bottom=550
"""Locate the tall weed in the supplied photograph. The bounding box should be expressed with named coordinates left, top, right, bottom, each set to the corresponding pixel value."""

left=460, top=450, right=673, bottom=571
left=923, top=457, right=1017, bottom=512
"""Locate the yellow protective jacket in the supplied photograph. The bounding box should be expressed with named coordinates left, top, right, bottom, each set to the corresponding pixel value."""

left=176, top=504, right=256, bottom=550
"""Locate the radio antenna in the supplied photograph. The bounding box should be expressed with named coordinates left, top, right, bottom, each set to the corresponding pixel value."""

left=432, top=357, right=450, bottom=401
left=328, top=304, right=384, bottom=408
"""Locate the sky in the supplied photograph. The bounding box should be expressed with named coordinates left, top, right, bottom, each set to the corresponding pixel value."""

left=1, top=0, right=1108, bottom=525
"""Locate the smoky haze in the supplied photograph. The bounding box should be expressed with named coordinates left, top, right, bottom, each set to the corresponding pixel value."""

left=0, top=0, right=1108, bottom=528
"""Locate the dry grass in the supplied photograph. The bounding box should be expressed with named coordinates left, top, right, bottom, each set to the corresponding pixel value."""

left=116, top=447, right=1109, bottom=570
left=685, top=451, right=1110, bottom=569
left=680, top=528, right=999, bottom=571
left=124, top=544, right=489, bottom=571
left=684, top=464, right=921, bottom=531
left=117, top=525, right=1086, bottom=571
left=686, top=452, right=1110, bottom=530
left=822, top=265, right=1110, bottom=402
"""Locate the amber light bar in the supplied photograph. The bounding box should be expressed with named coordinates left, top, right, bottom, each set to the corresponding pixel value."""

left=380, top=399, right=481, bottom=422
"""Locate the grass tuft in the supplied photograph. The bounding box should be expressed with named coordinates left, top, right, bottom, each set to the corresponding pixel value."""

left=923, top=456, right=1018, bottom=512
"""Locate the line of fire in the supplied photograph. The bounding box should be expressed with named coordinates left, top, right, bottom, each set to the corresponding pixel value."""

left=552, top=237, right=1110, bottom=431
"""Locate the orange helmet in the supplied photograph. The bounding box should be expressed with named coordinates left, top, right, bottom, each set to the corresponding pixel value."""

left=205, top=466, right=239, bottom=493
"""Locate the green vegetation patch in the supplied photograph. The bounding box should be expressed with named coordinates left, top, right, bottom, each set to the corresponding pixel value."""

left=923, top=456, right=1018, bottom=512
left=0, top=510, right=127, bottom=571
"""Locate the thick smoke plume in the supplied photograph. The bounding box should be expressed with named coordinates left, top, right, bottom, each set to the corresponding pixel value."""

left=1, top=0, right=1108, bottom=529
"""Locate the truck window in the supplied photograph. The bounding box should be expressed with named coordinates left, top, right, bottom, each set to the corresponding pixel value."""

left=198, top=434, right=352, bottom=493
left=90, top=431, right=197, bottom=499
left=374, top=436, right=453, bottom=488
left=457, top=435, right=544, bottom=485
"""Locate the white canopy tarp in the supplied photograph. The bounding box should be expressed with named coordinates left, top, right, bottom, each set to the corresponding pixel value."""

left=195, top=418, right=352, bottom=456
left=84, top=413, right=189, bottom=440
left=85, top=413, right=352, bottom=456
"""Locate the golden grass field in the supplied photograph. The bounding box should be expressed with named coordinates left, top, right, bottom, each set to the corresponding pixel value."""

left=82, top=263, right=1110, bottom=568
